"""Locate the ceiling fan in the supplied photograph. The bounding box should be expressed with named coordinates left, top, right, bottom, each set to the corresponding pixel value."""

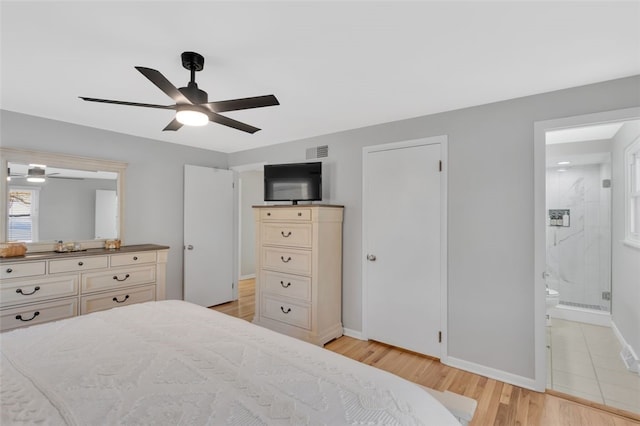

left=80, top=51, right=279, bottom=134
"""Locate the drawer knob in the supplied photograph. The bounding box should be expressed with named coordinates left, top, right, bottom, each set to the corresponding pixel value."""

left=6, top=268, right=12, bottom=274
left=280, top=306, right=292, bottom=314
left=280, top=280, right=291, bottom=288
left=281, top=231, right=292, bottom=238
left=112, top=273, right=130, bottom=282
left=112, top=294, right=130, bottom=303
left=133, top=256, right=138, bottom=261
left=267, top=212, right=271, bottom=216
left=16, top=286, right=40, bottom=296
left=78, top=261, right=84, bottom=266
left=16, top=311, right=40, bottom=322
left=298, top=212, right=302, bottom=216
left=280, top=256, right=292, bottom=263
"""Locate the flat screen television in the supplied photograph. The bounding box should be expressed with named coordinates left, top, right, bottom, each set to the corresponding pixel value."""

left=264, top=162, right=322, bottom=205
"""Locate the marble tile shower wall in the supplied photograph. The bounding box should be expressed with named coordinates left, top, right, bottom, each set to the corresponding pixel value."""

left=546, top=163, right=612, bottom=310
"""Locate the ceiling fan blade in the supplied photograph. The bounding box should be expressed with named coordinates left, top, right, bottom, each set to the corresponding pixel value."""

left=135, top=66, right=192, bottom=105
left=79, top=97, right=175, bottom=110
left=206, top=94, right=280, bottom=113
left=163, top=118, right=183, bottom=132
left=208, top=112, right=260, bottom=134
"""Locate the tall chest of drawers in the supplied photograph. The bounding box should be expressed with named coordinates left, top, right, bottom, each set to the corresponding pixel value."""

left=0, top=244, right=169, bottom=331
left=253, top=205, right=343, bottom=346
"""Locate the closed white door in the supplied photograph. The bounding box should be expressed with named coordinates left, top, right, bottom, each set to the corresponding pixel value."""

left=363, top=138, right=444, bottom=357
left=95, top=189, right=118, bottom=239
left=184, top=165, right=234, bottom=307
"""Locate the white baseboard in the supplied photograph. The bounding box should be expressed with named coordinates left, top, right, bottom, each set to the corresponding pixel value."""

left=549, top=305, right=611, bottom=326
left=611, top=320, right=640, bottom=375
left=239, top=273, right=256, bottom=280
left=343, top=328, right=365, bottom=340
left=445, top=356, right=540, bottom=391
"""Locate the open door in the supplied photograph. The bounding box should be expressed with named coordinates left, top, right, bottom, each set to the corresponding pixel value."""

left=184, top=165, right=234, bottom=307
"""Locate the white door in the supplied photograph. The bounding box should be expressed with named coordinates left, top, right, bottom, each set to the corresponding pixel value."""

left=184, top=165, right=234, bottom=307
left=95, top=189, right=118, bottom=239
left=363, top=137, right=445, bottom=357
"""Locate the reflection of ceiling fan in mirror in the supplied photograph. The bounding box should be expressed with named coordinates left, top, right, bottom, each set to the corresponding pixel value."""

left=8, top=166, right=80, bottom=182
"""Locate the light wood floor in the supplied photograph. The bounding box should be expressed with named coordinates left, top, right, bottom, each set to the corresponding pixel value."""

left=211, top=279, right=640, bottom=426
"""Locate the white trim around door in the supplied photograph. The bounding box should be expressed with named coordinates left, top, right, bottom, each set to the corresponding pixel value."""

left=533, top=107, right=640, bottom=392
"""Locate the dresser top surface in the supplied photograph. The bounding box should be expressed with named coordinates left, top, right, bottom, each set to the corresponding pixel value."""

left=0, top=244, right=169, bottom=264
left=252, top=204, right=344, bottom=209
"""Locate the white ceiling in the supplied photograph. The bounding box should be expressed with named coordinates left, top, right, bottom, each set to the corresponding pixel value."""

left=1, top=1, right=639, bottom=154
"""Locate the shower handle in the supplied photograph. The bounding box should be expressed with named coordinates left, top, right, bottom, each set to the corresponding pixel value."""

left=542, top=272, right=550, bottom=279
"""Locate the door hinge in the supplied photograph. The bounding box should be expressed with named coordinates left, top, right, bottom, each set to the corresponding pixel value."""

left=438, top=331, right=442, bottom=343
left=232, top=182, right=235, bottom=188
left=439, top=160, right=442, bottom=172
left=232, top=282, right=234, bottom=289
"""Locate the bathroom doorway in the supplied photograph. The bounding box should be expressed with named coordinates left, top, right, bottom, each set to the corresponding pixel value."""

left=535, top=108, right=640, bottom=416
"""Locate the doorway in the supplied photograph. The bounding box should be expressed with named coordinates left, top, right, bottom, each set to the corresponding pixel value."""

left=534, top=108, right=640, bottom=415
left=230, top=163, right=266, bottom=284
left=362, top=136, right=447, bottom=359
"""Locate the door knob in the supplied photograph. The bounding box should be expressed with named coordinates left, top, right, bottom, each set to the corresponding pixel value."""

left=186, top=245, right=194, bottom=250
left=366, top=254, right=377, bottom=261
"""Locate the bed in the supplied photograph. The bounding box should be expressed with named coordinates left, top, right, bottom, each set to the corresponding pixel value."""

left=1, top=300, right=460, bottom=425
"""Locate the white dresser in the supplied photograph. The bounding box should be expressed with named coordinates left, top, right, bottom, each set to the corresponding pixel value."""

left=0, top=244, right=169, bottom=331
left=253, top=205, right=343, bottom=346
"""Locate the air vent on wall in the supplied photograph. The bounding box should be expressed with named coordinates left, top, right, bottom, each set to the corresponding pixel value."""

left=306, top=145, right=328, bottom=160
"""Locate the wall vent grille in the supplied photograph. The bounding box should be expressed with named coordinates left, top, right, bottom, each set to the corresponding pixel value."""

left=306, top=145, right=329, bottom=159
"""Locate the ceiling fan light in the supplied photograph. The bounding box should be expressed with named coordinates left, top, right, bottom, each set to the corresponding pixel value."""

left=176, top=109, right=208, bottom=126
left=27, top=177, right=46, bottom=183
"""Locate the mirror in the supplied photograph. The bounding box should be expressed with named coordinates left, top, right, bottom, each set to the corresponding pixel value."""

left=1, top=148, right=127, bottom=252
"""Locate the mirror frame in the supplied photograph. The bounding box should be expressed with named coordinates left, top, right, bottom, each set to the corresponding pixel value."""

left=0, top=147, right=127, bottom=252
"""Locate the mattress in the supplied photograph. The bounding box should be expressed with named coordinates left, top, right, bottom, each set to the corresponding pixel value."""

left=1, top=300, right=459, bottom=425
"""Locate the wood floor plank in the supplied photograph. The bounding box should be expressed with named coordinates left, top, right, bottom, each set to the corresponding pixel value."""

left=212, top=279, right=640, bottom=426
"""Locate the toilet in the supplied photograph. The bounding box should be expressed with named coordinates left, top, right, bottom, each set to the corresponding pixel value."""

left=546, top=288, right=560, bottom=326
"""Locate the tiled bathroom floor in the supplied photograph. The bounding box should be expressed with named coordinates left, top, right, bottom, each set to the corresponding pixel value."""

left=547, top=318, right=640, bottom=415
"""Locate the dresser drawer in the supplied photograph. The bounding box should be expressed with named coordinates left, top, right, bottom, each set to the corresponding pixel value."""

left=262, top=223, right=312, bottom=247
left=1, top=261, right=46, bottom=279
left=81, top=265, right=156, bottom=294
left=110, top=251, right=156, bottom=267
left=49, top=256, right=108, bottom=274
left=262, top=247, right=312, bottom=275
left=262, top=295, right=310, bottom=330
left=0, top=298, right=78, bottom=332
left=261, top=208, right=311, bottom=221
left=80, top=284, right=155, bottom=314
left=262, top=271, right=311, bottom=301
left=0, top=275, right=79, bottom=308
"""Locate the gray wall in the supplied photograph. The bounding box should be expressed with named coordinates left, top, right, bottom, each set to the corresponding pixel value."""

left=39, top=178, right=116, bottom=241
left=9, top=177, right=115, bottom=241
left=228, top=75, right=640, bottom=380
left=1, top=110, right=228, bottom=300
left=239, top=170, right=263, bottom=278
left=611, top=120, right=640, bottom=358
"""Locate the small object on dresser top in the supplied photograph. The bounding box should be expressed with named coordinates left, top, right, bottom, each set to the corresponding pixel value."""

left=0, top=242, right=27, bottom=258
left=105, top=239, right=121, bottom=250
left=54, top=241, right=86, bottom=253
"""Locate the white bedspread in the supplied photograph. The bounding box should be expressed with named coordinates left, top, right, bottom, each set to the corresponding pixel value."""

left=1, top=300, right=459, bottom=425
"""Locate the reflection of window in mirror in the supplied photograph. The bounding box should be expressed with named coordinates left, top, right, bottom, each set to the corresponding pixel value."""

left=1, top=148, right=127, bottom=252
left=8, top=188, right=39, bottom=242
